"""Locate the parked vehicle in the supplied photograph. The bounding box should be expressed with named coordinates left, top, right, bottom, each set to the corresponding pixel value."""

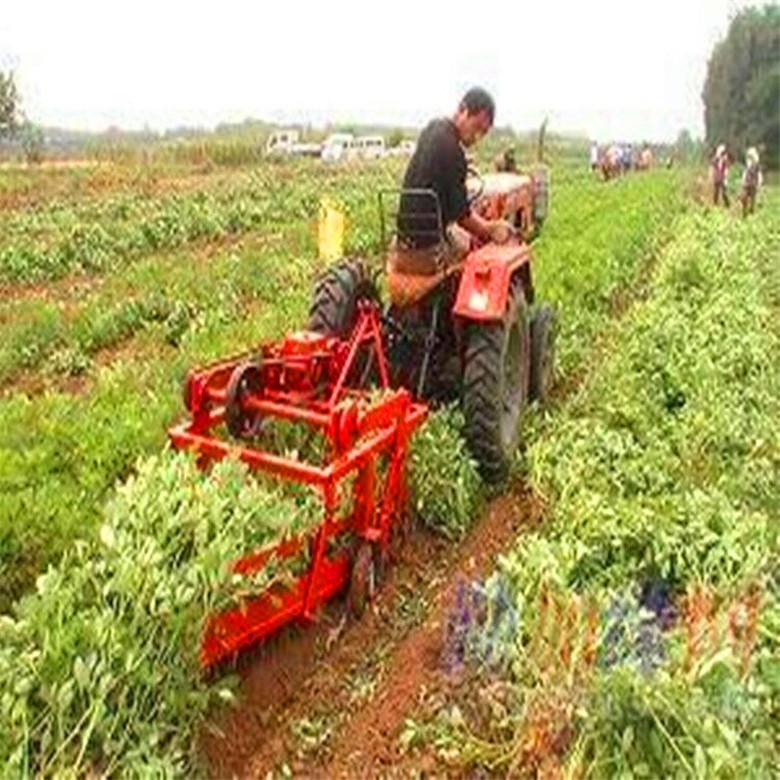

left=321, top=133, right=357, bottom=163
left=355, top=136, right=385, bottom=160
left=265, top=129, right=300, bottom=157
left=265, top=129, right=322, bottom=158
left=386, top=139, right=416, bottom=158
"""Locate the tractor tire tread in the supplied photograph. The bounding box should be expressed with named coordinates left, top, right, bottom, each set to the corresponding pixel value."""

left=462, top=281, right=529, bottom=482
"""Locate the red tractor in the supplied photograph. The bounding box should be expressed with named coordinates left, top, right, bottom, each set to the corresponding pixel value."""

left=308, top=165, right=556, bottom=482
left=169, top=162, right=557, bottom=664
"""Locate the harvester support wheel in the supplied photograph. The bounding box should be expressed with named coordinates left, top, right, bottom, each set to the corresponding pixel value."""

left=349, top=542, right=377, bottom=619
left=225, top=361, right=264, bottom=439
left=462, top=279, right=530, bottom=482
left=529, top=304, right=557, bottom=405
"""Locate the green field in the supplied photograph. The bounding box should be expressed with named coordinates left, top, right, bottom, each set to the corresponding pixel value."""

left=0, top=154, right=777, bottom=777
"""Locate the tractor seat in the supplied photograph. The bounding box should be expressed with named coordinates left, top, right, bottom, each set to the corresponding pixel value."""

left=386, top=226, right=471, bottom=308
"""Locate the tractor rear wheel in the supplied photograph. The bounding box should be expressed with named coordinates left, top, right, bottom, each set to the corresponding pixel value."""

left=462, top=280, right=530, bottom=482
left=308, top=259, right=379, bottom=339
left=529, top=304, right=557, bottom=405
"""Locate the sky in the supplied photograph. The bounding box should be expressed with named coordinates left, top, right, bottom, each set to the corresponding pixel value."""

left=0, top=0, right=761, bottom=142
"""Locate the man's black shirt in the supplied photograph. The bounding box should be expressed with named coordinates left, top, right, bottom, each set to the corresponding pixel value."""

left=397, top=119, right=469, bottom=248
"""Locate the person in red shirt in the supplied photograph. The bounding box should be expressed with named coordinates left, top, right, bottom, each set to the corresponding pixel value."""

left=711, top=144, right=730, bottom=207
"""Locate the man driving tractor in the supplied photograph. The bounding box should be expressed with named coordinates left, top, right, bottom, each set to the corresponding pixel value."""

left=389, top=87, right=515, bottom=306
left=309, top=87, right=555, bottom=482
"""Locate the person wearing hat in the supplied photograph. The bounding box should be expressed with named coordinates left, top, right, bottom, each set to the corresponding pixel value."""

left=711, top=144, right=730, bottom=207
left=740, top=147, right=763, bottom=217
left=495, top=146, right=517, bottom=172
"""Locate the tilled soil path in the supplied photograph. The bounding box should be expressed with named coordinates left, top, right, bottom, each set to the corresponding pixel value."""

left=202, top=482, right=543, bottom=779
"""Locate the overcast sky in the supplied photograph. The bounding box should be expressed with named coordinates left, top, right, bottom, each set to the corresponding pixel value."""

left=0, top=0, right=760, bottom=141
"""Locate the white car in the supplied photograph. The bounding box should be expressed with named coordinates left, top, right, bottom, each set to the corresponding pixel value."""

left=355, top=136, right=385, bottom=160
left=386, top=139, right=416, bottom=158
left=265, top=129, right=300, bottom=157
left=321, top=134, right=357, bottom=163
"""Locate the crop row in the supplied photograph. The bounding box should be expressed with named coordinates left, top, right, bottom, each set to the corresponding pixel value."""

left=0, top=161, right=396, bottom=284
left=0, top=169, right=689, bottom=775
left=428, top=196, right=780, bottom=777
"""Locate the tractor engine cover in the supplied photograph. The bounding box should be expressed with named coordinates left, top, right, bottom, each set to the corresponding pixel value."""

left=472, top=173, right=534, bottom=220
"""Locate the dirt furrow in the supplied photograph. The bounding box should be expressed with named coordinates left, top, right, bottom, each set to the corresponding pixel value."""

left=202, top=484, right=542, bottom=779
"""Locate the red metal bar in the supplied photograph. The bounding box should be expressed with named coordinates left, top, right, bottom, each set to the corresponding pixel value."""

left=202, top=552, right=352, bottom=666
left=169, top=425, right=329, bottom=485
left=244, top=397, right=331, bottom=428
left=328, top=311, right=370, bottom=407
left=302, top=481, right=335, bottom=619
left=369, top=306, right=390, bottom=388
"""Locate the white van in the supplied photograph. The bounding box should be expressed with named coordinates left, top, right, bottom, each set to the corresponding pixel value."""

left=321, top=133, right=356, bottom=163
left=386, top=139, right=416, bottom=158
left=265, top=129, right=300, bottom=156
left=356, top=136, right=385, bottom=160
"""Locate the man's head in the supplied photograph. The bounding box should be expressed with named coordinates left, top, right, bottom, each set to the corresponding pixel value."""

left=453, top=87, right=495, bottom=147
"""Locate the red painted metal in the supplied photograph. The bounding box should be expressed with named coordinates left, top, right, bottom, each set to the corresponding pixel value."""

left=453, top=242, right=531, bottom=321
left=169, top=304, right=426, bottom=667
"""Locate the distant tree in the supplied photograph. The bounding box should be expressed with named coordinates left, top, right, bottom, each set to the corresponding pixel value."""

left=702, top=4, right=780, bottom=169
left=0, top=69, right=21, bottom=139
left=675, top=129, right=696, bottom=164
left=387, top=128, right=404, bottom=148
left=21, top=122, right=44, bottom=164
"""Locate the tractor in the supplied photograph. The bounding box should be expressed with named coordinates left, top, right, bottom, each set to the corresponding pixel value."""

left=307, top=163, right=557, bottom=482
left=170, top=159, right=557, bottom=664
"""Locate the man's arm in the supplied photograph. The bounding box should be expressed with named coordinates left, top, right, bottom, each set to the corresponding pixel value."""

left=458, top=209, right=490, bottom=242
left=440, top=138, right=514, bottom=245
left=458, top=209, right=515, bottom=244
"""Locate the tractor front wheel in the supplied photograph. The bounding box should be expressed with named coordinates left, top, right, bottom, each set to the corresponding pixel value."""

left=462, top=280, right=530, bottom=482
left=308, top=259, right=379, bottom=339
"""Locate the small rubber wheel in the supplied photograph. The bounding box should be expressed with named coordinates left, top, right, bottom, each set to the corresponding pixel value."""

left=224, top=361, right=263, bottom=438
left=348, top=543, right=376, bottom=619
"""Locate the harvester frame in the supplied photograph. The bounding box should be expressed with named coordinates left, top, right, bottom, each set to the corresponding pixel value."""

left=169, top=304, right=425, bottom=666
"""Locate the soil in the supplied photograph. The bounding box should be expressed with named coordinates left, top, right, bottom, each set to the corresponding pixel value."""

left=201, top=482, right=544, bottom=779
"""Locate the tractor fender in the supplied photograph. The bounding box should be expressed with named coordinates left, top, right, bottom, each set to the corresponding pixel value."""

left=453, top=243, right=533, bottom=322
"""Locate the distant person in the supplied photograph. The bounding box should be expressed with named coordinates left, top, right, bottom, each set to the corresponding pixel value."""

left=495, top=146, right=517, bottom=172
left=740, top=147, right=763, bottom=217
left=395, top=87, right=514, bottom=273
left=590, top=141, right=599, bottom=172
left=624, top=144, right=633, bottom=173
left=638, top=146, right=653, bottom=170
left=711, top=144, right=730, bottom=207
